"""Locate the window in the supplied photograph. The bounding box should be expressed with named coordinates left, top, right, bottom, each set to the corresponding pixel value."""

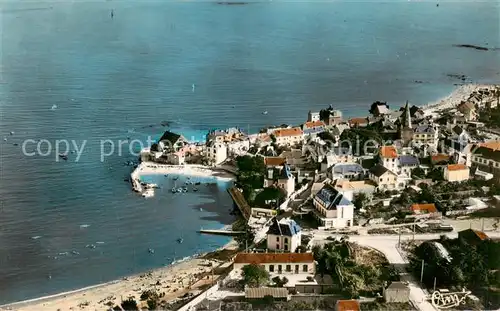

left=302, top=265, right=308, bottom=272
left=276, top=237, right=279, bottom=242
left=269, top=265, right=274, bottom=272
left=276, top=244, right=280, bottom=249
left=286, top=265, right=291, bottom=272
left=295, top=265, right=299, bottom=273
left=284, top=237, right=288, bottom=244
left=278, top=265, right=282, bottom=273
left=284, top=244, right=288, bottom=251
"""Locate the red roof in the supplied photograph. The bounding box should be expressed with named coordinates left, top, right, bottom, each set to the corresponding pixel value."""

left=380, top=146, right=398, bottom=159
left=348, top=117, right=368, bottom=127
left=447, top=164, right=468, bottom=171
left=303, top=120, right=326, bottom=129
left=411, top=203, right=438, bottom=214
left=264, top=157, right=286, bottom=166
left=336, top=300, right=360, bottom=311
left=234, top=252, right=314, bottom=265
left=274, top=127, right=303, bottom=137
left=431, top=154, right=451, bottom=164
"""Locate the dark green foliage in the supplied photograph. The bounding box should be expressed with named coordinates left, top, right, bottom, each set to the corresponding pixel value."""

left=147, top=299, right=158, bottom=310
left=411, top=167, right=426, bottom=179
left=121, top=297, right=138, bottom=311
left=232, top=218, right=255, bottom=249
left=426, top=167, right=443, bottom=181
left=241, top=264, right=270, bottom=287
left=272, top=276, right=289, bottom=287
left=236, top=155, right=266, bottom=200
left=339, top=127, right=382, bottom=155
left=140, top=289, right=159, bottom=301
left=254, top=187, right=286, bottom=208
left=352, top=193, right=369, bottom=210
left=409, top=238, right=500, bottom=308
left=479, top=106, right=500, bottom=129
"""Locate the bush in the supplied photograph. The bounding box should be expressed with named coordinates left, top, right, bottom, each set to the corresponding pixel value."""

left=147, top=299, right=158, bottom=310
left=121, top=297, right=138, bottom=311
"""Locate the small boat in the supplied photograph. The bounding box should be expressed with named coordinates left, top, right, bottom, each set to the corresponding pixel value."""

left=142, top=189, right=154, bottom=198
left=177, top=188, right=183, bottom=193
left=262, top=111, right=268, bottom=115
left=194, top=182, right=201, bottom=185
left=148, top=248, right=155, bottom=254
left=176, top=238, right=183, bottom=244
left=58, top=153, right=68, bottom=161
left=193, top=187, right=198, bottom=192
left=171, top=187, right=177, bottom=193
left=173, top=176, right=178, bottom=181
left=182, top=187, right=188, bottom=193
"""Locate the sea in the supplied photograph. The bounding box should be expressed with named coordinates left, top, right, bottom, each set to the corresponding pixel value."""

left=0, top=0, right=499, bottom=304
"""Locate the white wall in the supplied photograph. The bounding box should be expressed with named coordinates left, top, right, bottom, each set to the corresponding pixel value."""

left=267, top=233, right=301, bottom=253
left=233, top=262, right=315, bottom=275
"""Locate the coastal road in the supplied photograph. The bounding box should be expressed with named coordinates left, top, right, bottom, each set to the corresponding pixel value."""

left=311, top=231, right=500, bottom=311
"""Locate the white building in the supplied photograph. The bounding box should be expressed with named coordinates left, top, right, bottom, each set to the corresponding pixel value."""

left=307, top=111, right=320, bottom=122
left=379, top=146, right=399, bottom=173
left=263, top=164, right=296, bottom=198
left=233, top=252, right=316, bottom=275
left=312, top=184, right=354, bottom=229
left=266, top=218, right=302, bottom=253
left=273, top=128, right=304, bottom=146
left=227, top=138, right=250, bottom=156
left=206, top=141, right=227, bottom=165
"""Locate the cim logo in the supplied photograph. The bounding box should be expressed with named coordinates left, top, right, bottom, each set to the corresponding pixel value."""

left=427, top=289, right=472, bottom=310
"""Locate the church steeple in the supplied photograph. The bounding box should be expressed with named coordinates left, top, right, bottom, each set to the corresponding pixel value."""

left=402, top=100, right=412, bottom=129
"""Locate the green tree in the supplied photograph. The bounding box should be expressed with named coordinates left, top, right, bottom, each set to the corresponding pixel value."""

left=241, top=264, right=270, bottom=287
left=412, top=167, right=426, bottom=179
left=272, top=276, right=289, bottom=287
left=147, top=299, right=158, bottom=310
left=352, top=193, right=368, bottom=210
left=233, top=218, right=255, bottom=249
left=121, top=297, right=138, bottom=311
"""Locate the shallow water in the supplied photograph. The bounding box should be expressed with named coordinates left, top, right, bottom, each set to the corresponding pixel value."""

left=0, top=0, right=499, bottom=304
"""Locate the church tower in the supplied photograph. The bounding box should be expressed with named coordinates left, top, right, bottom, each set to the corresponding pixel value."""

left=400, top=101, right=413, bottom=145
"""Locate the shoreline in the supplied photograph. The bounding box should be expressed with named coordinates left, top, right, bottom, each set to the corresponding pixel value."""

left=4, top=83, right=498, bottom=310
left=420, top=83, right=498, bottom=114
left=0, top=240, right=238, bottom=311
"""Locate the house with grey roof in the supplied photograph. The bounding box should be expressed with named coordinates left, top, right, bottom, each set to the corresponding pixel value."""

left=263, top=164, right=296, bottom=198
left=312, top=184, right=354, bottom=229
left=398, top=155, right=420, bottom=176
left=266, top=218, right=302, bottom=253
left=413, top=124, right=439, bottom=147
left=369, top=164, right=398, bottom=190
left=331, top=163, right=366, bottom=180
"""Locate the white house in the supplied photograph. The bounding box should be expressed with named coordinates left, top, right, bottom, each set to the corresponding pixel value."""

left=206, top=141, right=227, bottom=165
left=273, top=128, right=304, bottom=146
left=312, top=184, right=354, bottom=229
left=266, top=218, right=302, bottom=253
left=379, top=146, right=399, bottom=173
left=369, top=164, right=399, bottom=190
left=263, top=164, right=296, bottom=198
left=233, top=252, right=316, bottom=275
left=227, top=138, right=250, bottom=156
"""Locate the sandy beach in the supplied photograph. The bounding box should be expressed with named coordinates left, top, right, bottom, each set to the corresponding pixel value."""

left=421, top=83, right=498, bottom=115
left=0, top=241, right=239, bottom=311
left=135, top=162, right=235, bottom=181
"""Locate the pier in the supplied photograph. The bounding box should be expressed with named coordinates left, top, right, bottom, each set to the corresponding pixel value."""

left=227, top=187, right=251, bottom=220
left=198, top=229, right=245, bottom=236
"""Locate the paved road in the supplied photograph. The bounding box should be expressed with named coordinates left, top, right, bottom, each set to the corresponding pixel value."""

left=311, top=231, right=500, bottom=311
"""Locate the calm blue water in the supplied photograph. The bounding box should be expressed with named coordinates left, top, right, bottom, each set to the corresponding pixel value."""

left=0, top=0, right=499, bottom=304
